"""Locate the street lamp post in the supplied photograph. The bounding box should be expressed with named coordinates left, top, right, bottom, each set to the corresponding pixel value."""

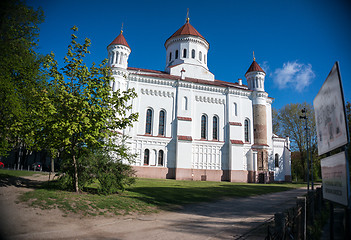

left=300, top=108, right=310, bottom=192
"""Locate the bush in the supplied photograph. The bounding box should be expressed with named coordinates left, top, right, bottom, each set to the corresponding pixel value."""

left=57, top=150, right=95, bottom=191
left=90, top=150, right=136, bottom=195
left=56, top=140, right=136, bottom=194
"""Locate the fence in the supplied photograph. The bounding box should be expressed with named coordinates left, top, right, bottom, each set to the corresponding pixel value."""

left=4, top=163, right=43, bottom=172
left=266, top=187, right=324, bottom=240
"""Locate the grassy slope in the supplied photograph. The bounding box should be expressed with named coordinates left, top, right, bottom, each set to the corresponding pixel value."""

left=0, top=169, right=46, bottom=177
left=0, top=169, right=305, bottom=216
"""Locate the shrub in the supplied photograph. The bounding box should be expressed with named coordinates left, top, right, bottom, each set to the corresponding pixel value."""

left=90, top=150, right=136, bottom=195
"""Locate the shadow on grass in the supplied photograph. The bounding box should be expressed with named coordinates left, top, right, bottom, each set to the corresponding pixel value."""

left=1, top=172, right=301, bottom=215
left=0, top=173, right=45, bottom=189
left=0, top=172, right=74, bottom=194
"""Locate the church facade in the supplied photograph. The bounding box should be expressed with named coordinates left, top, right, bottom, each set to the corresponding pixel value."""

left=107, top=18, right=291, bottom=183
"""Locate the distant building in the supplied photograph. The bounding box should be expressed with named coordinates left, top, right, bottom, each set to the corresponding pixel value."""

left=107, top=17, right=291, bottom=182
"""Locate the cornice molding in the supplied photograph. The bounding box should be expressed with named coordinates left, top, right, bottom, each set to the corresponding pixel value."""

left=195, top=95, right=225, bottom=104
left=127, top=74, right=251, bottom=97
left=165, top=36, right=209, bottom=49
left=140, top=88, right=174, bottom=98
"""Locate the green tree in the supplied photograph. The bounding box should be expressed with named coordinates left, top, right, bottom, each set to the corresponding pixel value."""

left=272, top=108, right=280, bottom=134
left=44, top=26, right=138, bottom=192
left=0, top=0, right=45, bottom=156
left=274, top=103, right=318, bottom=181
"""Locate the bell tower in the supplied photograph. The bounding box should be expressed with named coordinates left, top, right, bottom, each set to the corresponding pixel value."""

left=107, top=25, right=131, bottom=92
left=245, top=54, right=269, bottom=183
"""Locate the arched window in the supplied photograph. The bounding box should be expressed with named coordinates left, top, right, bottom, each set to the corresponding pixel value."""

left=119, top=53, right=123, bottom=64
left=169, top=52, right=172, bottom=61
left=275, top=153, right=279, bottom=168
left=234, top=103, right=237, bottom=116
left=204, top=54, right=206, bottom=64
left=175, top=50, right=179, bottom=59
left=158, top=110, right=165, bottom=136
left=145, top=109, right=153, bottom=134
left=244, top=119, right=249, bottom=142
left=108, top=52, right=114, bottom=65
left=213, top=116, right=218, bottom=140
left=158, top=150, right=164, bottom=166
left=144, top=149, right=150, bottom=165
left=115, top=52, right=119, bottom=64
left=199, top=51, right=202, bottom=61
left=201, top=115, right=207, bottom=139
left=192, top=49, right=195, bottom=59
left=183, top=96, right=188, bottom=110
left=183, top=49, right=187, bottom=58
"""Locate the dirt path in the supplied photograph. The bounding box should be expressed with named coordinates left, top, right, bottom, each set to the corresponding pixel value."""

left=0, top=175, right=306, bottom=240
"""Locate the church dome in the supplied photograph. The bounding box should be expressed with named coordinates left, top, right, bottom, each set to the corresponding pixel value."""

left=108, top=31, right=130, bottom=49
left=107, top=30, right=131, bottom=70
left=245, top=56, right=266, bottom=92
left=164, top=17, right=214, bottom=81
left=245, top=60, right=265, bottom=74
left=164, top=19, right=207, bottom=47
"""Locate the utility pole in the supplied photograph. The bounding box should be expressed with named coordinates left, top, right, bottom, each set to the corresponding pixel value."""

left=300, top=107, right=310, bottom=192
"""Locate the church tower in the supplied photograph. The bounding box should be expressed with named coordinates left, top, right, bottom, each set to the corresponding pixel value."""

left=245, top=55, right=270, bottom=183
left=107, top=28, right=131, bottom=91
left=164, top=16, right=214, bottom=81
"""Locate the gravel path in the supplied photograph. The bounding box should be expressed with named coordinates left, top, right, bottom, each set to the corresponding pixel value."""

left=0, top=175, right=306, bottom=240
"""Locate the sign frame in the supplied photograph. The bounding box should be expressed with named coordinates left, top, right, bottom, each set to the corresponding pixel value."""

left=313, top=62, right=349, bottom=155
left=321, top=151, right=349, bottom=206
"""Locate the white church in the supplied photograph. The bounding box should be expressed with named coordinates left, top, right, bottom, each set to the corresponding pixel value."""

left=107, top=17, right=291, bottom=183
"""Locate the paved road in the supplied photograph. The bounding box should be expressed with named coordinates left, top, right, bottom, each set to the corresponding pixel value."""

left=2, top=186, right=306, bottom=240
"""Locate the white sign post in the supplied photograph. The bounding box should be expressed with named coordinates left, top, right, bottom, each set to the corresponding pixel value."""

left=313, top=62, right=350, bottom=207
left=321, top=152, right=349, bottom=206
left=313, top=62, right=348, bottom=155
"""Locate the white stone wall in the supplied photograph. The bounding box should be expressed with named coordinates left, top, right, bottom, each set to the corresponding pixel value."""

left=270, top=136, right=291, bottom=181
left=192, top=142, right=223, bottom=170
left=107, top=56, right=290, bottom=182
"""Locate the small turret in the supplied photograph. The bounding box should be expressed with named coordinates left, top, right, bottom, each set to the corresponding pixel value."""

left=245, top=52, right=266, bottom=92
left=107, top=27, right=131, bottom=91
left=107, top=29, right=131, bottom=70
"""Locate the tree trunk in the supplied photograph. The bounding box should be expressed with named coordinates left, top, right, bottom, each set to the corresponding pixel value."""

left=72, top=154, right=79, bottom=193
left=51, top=158, right=55, bottom=173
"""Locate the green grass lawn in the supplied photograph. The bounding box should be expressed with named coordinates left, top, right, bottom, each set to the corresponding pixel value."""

left=0, top=169, right=305, bottom=216
left=0, top=168, right=47, bottom=177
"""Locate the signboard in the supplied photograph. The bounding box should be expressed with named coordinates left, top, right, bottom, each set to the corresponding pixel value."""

left=313, top=62, right=349, bottom=155
left=321, top=151, right=349, bottom=206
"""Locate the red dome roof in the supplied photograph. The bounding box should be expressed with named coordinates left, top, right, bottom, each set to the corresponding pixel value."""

left=245, top=60, right=265, bottom=74
left=165, top=20, right=207, bottom=46
left=108, top=31, right=130, bottom=48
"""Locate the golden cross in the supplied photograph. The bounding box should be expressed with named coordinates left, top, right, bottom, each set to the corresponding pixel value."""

left=253, top=51, right=256, bottom=61
left=186, top=8, right=189, bottom=23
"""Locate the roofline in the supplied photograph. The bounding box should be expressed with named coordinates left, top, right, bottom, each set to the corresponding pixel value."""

left=127, top=67, right=250, bottom=91
left=164, top=34, right=209, bottom=49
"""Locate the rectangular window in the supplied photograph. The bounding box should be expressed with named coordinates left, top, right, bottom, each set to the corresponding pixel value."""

left=275, top=154, right=279, bottom=168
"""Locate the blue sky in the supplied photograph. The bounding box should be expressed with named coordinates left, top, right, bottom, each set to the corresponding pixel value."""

left=28, top=0, right=351, bottom=110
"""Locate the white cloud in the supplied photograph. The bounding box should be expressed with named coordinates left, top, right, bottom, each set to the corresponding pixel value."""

left=273, top=61, right=315, bottom=92
left=260, top=61, right=270, bottom=74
